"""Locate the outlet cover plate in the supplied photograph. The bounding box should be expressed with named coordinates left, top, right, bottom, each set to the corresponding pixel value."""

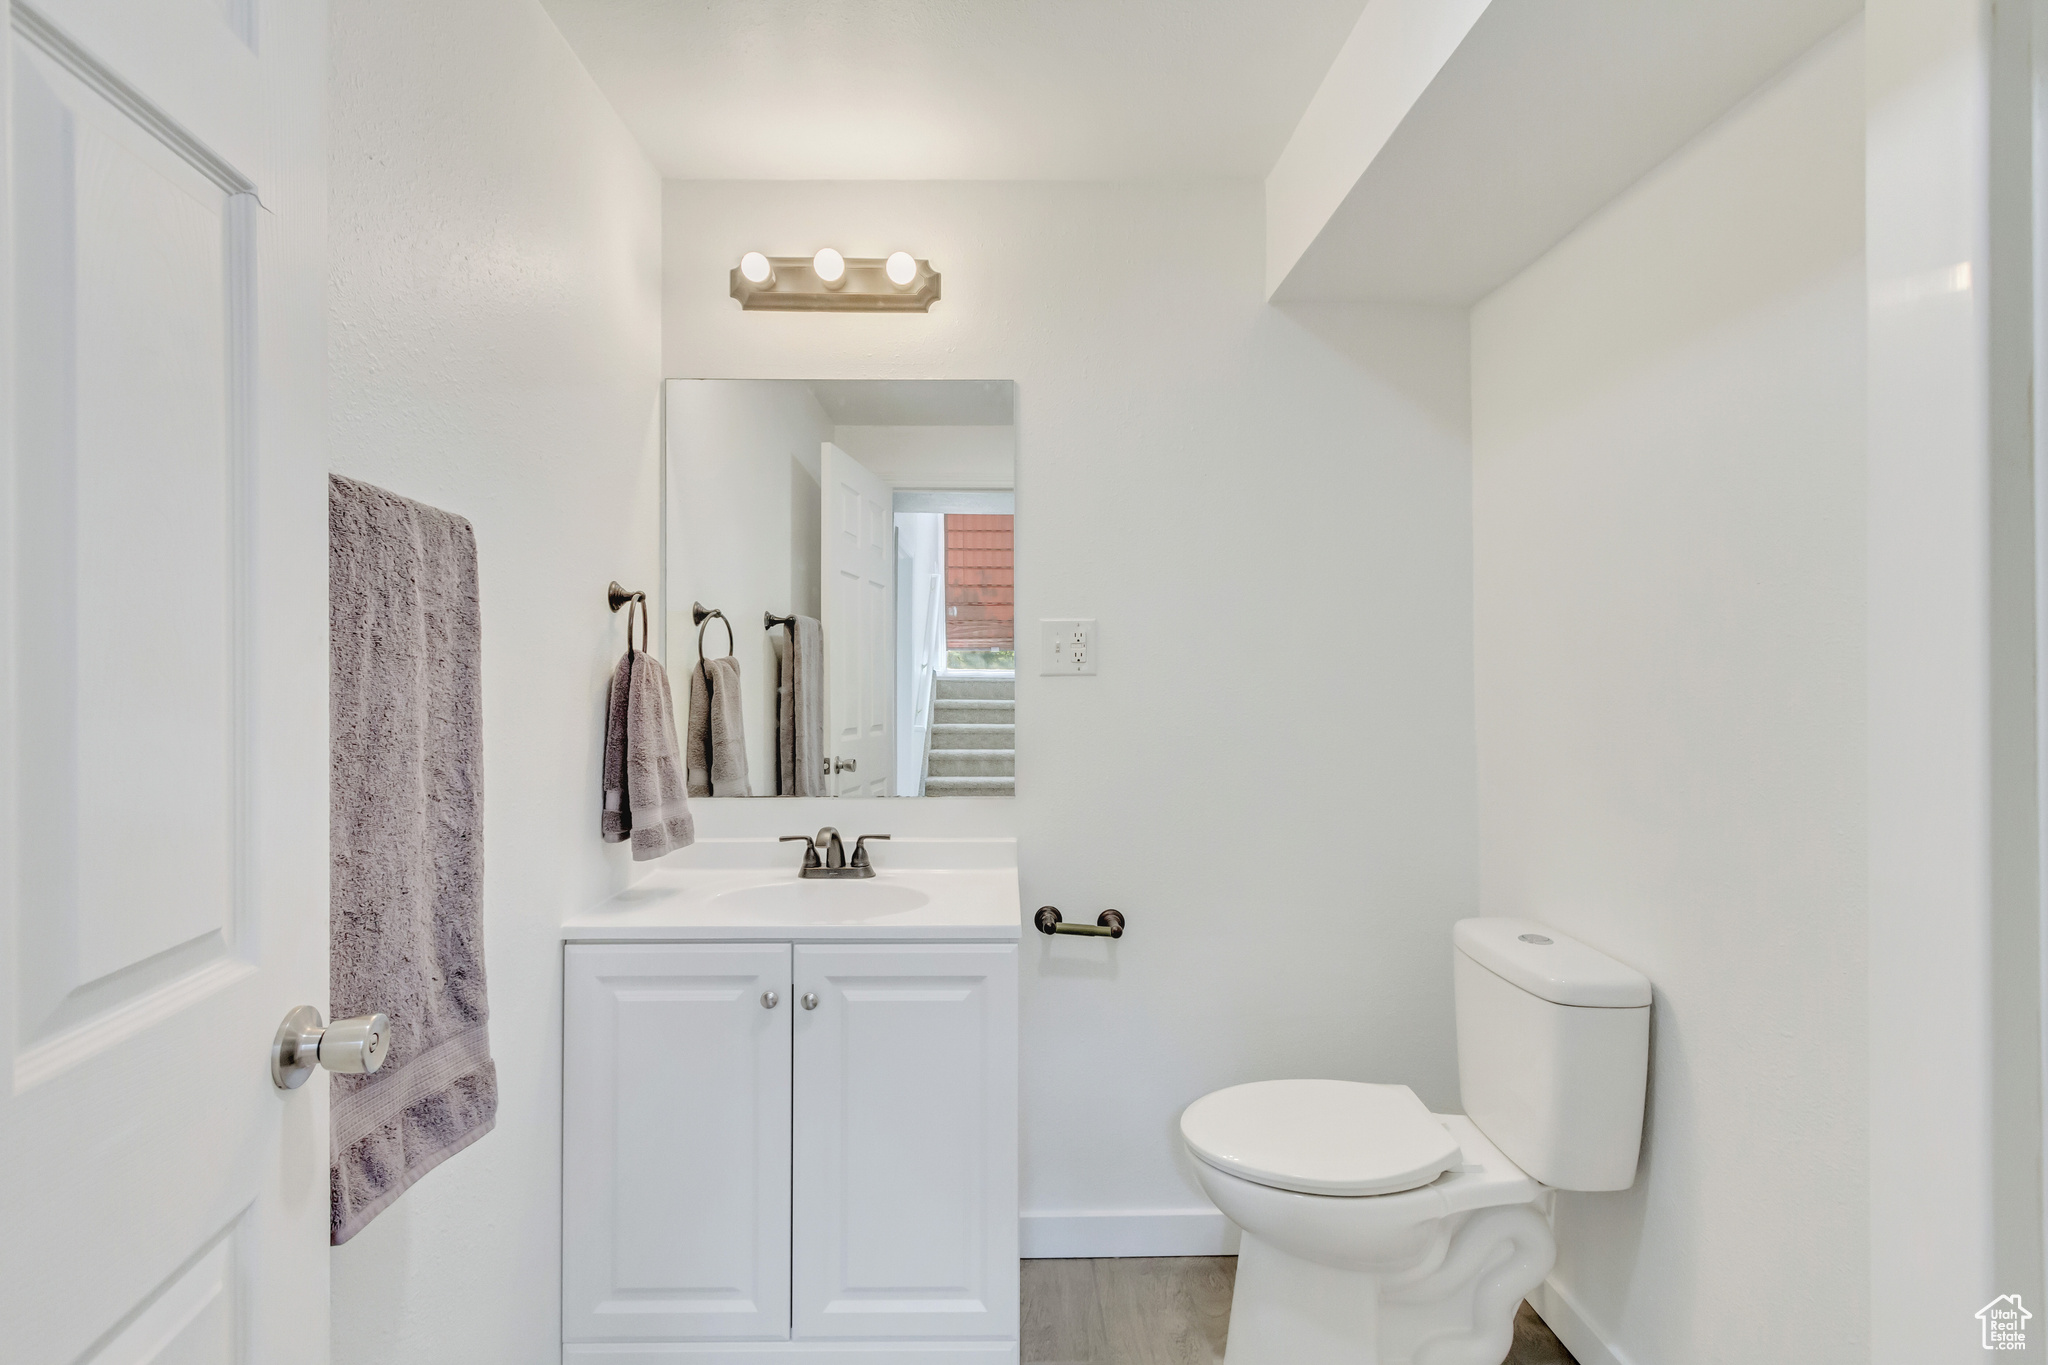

left=1041, top=619, right=1097, bottom=675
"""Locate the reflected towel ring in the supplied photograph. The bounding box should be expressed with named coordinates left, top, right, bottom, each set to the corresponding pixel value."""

left=692, top=602, right=734, bottom=682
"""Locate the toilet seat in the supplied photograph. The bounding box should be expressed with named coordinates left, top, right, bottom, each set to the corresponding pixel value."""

left=1179, top=1079, right=1464, bottom=1196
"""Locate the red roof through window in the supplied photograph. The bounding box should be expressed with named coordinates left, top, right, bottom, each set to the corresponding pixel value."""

left=945, top=514, right=1013, bottom=651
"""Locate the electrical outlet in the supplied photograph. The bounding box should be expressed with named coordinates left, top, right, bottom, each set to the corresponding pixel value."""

left=1040, top=619, right=1097, bottom=675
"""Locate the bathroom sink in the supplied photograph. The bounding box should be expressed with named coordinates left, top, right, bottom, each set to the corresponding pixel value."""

left=565, top=838, right=1019, bottom=941
left=705, top=877, right=933, bottom=921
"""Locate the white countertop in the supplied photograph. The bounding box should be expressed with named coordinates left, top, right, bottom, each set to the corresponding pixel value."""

left=564, top=838, right=1022, bottom=942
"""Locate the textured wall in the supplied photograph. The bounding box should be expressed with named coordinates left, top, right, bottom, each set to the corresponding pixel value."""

left=324, top=2, right=662, bottom=1360
left=1471, top=25, right=1867, bottom=1362
left=665, top=179, right=1479, bottom=1252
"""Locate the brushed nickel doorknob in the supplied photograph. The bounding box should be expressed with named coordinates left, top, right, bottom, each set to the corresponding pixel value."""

left=801, top=992, right=819, bottom=1010
left=271, top=1006, right=390, bottom=1089
left=762, top=990, right=780, bottom=1009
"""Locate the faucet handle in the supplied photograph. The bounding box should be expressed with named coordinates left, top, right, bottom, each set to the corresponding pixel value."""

left=779, top=834, right=822, bottom=869
left=850, top=834, right=890, bottom=868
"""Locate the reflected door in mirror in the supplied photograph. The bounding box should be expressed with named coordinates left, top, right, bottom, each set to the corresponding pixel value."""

left=823, top=442, right=892, bottom=796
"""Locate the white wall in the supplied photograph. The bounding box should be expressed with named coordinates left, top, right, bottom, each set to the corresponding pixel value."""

left=666, top=180, right=1477, bottom=1251
left=832, top=424, right=1017, bottom=489
left=665, top=379, right=831, bottom=789
left=1471, top=24, right=1867, bottom=1363
left=324, top=4, right=662, bottom=1362
left=895, top=510, right=947, bottom=794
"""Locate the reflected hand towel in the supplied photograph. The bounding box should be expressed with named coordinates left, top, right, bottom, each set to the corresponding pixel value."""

left=687, top=655, right=752, bottom=797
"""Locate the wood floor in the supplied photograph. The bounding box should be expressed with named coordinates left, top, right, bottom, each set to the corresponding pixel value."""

left=1020, top=1258, right=1579, bottom=1365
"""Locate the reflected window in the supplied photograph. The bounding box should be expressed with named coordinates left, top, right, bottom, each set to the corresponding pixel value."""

left=945, top=514, right=1014, bottom=671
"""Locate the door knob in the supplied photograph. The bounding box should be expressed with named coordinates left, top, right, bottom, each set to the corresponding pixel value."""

left=762, top=990, right=780, bottom=1009
left=834, top=757, right=857, bottom=773
left=801, top=992, right=819, bottom=1010
left=272, top=1006, right=390, bottom=1089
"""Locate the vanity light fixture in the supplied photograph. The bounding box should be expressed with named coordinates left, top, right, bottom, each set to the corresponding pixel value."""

left=729, top=248, right=942, bottom=313
left=812, top=247, right=848, bottom=289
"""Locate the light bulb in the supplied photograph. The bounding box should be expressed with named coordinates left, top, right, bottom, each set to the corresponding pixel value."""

left=885, top=252, right=918, bottom=288
left=739, top=252, right=775, bottom=286
left=813, top=248, right=847, bottom=288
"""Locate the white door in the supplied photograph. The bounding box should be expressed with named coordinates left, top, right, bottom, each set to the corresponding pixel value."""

left=0, top=3, right=329, bottom=1363
left=563, top=943, right=793, bottom=1348
left=792, top=943, right=1018, bottom=1343
left=820, top=441, right=892, bottom=797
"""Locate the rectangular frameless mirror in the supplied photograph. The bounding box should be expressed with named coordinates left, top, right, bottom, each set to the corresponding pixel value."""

left=663, top=379, right=1016, bottom=798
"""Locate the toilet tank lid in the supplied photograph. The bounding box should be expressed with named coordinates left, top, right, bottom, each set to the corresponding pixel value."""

left=1455, top=918, right=1651, bottom=1008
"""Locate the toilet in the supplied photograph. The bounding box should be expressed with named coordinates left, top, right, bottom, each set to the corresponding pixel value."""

left=1180, top=918, right=1651, bottom=1365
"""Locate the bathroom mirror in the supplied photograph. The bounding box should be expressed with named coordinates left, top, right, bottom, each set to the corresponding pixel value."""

left=663, top=378, right=1015, bottom=798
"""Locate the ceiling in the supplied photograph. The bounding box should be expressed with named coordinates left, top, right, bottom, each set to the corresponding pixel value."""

left=538, top=0, right=1369, bottom=180
left=1269, top=0, right=1862, bottom=303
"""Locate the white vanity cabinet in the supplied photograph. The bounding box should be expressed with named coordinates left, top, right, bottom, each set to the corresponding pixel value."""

left=563, top=938, right=1019, bottom=1361
left=792, top=944, right=1019, bottom=1342
left=563, top=942, right=794, bottom=1345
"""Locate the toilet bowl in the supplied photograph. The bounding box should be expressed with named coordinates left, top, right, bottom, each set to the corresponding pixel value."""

left=1181, top=919, right=1651, bottom=1365
left=1185, top=1089, right=1553, bottom=1365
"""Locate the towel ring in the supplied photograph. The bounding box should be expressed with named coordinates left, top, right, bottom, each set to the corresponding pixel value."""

left=608, top=581, right=649, bottom=654
left=692, top=602, right=734, bottom=682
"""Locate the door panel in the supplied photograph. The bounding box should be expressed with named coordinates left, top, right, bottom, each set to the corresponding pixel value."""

left=564, top=943, right=794, bottom=1343
left=13, top=19, right=251, bottom=1052
left=80, top=1227, right=238, bottom=1365
left=0, top=3, right=329, bottom=1363
left=792, top=943, right=1018, bottom=1342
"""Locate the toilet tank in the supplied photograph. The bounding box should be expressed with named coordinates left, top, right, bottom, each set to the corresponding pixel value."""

left=1453, top=918, right=1651, bottom=1192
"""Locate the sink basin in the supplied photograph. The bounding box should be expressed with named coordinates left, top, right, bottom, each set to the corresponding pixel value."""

left=706, top=878, right=933, bottom=921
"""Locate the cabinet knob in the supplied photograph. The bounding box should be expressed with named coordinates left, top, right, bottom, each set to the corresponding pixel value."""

left=762, top=991, right=780, bottom=1009
left=801, top=992, right=819, bottom=1010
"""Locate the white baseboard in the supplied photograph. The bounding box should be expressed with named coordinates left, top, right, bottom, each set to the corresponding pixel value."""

left=1020, top=1208, right=1241, bottom=1258
left=1529, top=1278, right=1635, bottom=1365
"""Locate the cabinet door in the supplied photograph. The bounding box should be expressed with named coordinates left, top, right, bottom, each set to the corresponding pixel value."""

left=564, top=943, right=792, bottom=1344
left=793, top=943, right=1019, bottom=1341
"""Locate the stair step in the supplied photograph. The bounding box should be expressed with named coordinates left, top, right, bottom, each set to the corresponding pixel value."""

left=930, top=723, right=1015, bottom=751
left=923, top=775, right=1015, bottom=796
left=926, top=749, right=1015, bottom=778
left=936, top=676, right=1015, bottom=701
left=934, top=698, right=1015, bottom=724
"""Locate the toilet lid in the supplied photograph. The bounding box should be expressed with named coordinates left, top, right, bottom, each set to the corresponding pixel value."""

left=1180, top=1080, right=1463, bottom=1196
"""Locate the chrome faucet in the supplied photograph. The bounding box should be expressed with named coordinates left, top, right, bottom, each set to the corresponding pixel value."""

left=780, top=827, right=889, bottom=879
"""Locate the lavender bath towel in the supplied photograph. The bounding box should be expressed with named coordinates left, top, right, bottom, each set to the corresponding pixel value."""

left=328, top=475, right=496, bottom=1246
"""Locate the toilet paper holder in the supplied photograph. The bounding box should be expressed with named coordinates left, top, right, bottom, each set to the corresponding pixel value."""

left=1034, top=906, right=1125, bottom=939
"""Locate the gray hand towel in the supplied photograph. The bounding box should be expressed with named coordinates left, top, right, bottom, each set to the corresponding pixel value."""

left=778, top=615, right=827, bottom=797
left=328, top=475, right=496, bottom=1246
left=602, top=646, right=696, bottom=859
left=686, top=655, right=752, bottom=796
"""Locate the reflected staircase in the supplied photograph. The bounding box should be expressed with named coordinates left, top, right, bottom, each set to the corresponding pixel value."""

left=923, top=675, right=1015, bottom=796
